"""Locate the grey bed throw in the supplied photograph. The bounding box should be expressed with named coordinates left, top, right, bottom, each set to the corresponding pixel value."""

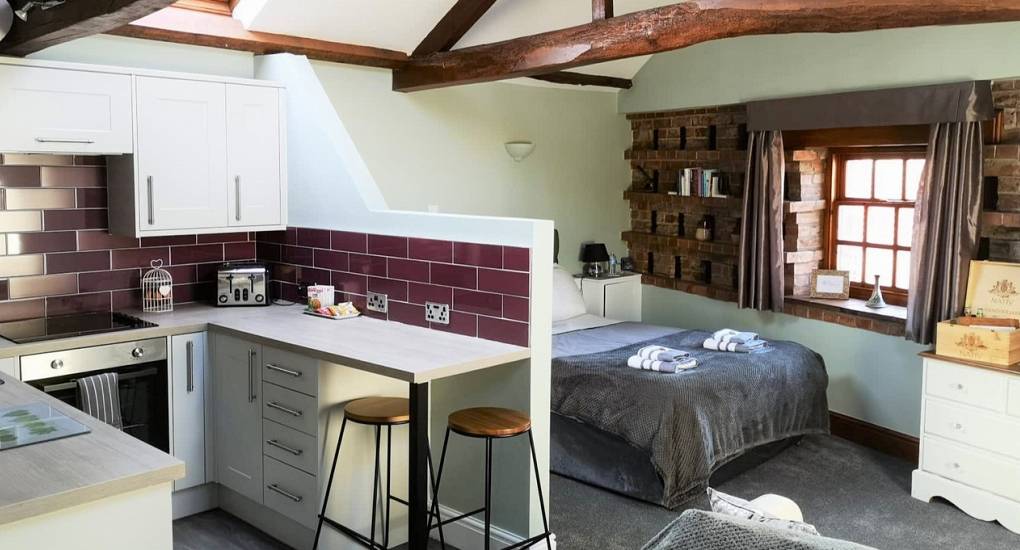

left=551, top=330, right=829, bottom=509
left=642, top=510, right=876, bottom=550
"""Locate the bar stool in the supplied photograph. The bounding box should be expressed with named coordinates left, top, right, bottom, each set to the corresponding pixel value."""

left=313, top=397, right=444, bottom=550
left=429, top=407, right=551, bottom=550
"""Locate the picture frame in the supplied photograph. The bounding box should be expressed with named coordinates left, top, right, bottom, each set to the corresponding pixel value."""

left=809, top=269, right=850, bottom=300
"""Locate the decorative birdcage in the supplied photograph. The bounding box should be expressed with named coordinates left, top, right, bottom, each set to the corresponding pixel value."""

left=142, top=259, right=173, bottom=313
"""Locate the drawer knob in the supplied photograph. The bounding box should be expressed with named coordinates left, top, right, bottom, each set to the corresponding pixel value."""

left=952, top=383, right=965, bottom=391
left=952, top=422, right=964, bottom=431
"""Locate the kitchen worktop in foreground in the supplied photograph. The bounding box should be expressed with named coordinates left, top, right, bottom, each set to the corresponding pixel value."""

left=0, top=304, right=532, bottom=383
left=0, top=372, right=184, bottom=526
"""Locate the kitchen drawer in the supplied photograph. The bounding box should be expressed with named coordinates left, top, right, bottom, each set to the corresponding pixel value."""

left=264, top=456, right=318, bottom=529
left=264, top=419, right=317, bottom=475
left=924, top=398, right=1020, bottom=459
left=263, top=382, right=318, bottom=436
left=922, top=436, right=1020, bottom=502
left=263, top=346, right=318, bottom=397
left=925, top=359, right=1008, bottom=413
left=1009, top=378, right=1020, bottom=419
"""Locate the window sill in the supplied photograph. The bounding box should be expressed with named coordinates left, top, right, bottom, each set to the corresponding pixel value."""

left=784, top=295, right=906, bottom=336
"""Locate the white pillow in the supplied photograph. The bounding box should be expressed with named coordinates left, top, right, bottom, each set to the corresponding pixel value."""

left=708, top=488, right=819, bottom=536
left=552, top=265, right=588, bottom=322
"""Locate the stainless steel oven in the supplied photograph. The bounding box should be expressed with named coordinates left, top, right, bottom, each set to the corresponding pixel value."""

left=21, top=338, right=169, bottom=452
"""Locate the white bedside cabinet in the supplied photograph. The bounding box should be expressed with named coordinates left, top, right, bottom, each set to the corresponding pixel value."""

left=911, top=353, right=1020, bottom=534
left=574, top=272, right=642, bottom=321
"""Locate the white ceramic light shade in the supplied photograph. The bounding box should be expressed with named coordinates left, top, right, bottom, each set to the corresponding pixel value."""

left=505, top=141, right=535, bottom=162
left=0, top=1, right=12, bottom=42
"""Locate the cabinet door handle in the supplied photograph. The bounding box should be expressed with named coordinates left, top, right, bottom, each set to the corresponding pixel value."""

left=35, top=137, right=95, bottom=144
left=147, top=176, right=155, bottom=225
left=235, top=175, right=241, bottom=221
left=248, top=348, right=257, bottom=403
left=267, top=401, right=303, bottom=417
left=266, top=484, right=303, bottom=503
left=185, top=340, right=195, bottom=393
left=266, top=363, right=302, bottom=377
left=266, top=439, right=303, bottom=456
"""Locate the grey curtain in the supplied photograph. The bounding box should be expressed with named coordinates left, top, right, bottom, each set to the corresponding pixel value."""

left=906, top=122, right=984, bottom=344
left=738, top=131, right=785, bottom=312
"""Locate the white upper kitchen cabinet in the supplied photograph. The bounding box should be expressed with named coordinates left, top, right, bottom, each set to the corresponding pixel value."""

left=0, top=63, right=133, bottom=154
left=134, top=76, right=230, bottom=232
left=171, top=332, right=207, bottom=492
left=227, top=84, right=285, bottom=227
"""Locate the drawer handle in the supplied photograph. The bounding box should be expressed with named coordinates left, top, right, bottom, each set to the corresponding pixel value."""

left=951, top=383, right=965, bottom=391
left=35, top=137, right=95, bottom=144
left=266, top=484, right=303, bottom=503
left=948, top=462, right=962, bottom=471
left=267, top=439, right=303, bottom=456
left=951, top=422, right=964, bottom=431
left=266, top=363, right=302, bottom=377
left=267, top=401, right=303, bottom=417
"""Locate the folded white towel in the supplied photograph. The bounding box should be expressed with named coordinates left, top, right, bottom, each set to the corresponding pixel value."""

left=636, top=345, right=690, bottom=362
left=627, top=355, right=697, bottom=373
left=702, top=338, right=769, bottom=353
left=712, top=328, right=759, bottom=344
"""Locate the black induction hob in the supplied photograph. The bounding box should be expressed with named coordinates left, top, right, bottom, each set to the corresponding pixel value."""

left=0, top=312, right=158, bottom=344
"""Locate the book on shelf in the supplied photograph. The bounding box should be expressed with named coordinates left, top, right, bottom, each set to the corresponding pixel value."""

left=677, top=168, right=729, bottom=198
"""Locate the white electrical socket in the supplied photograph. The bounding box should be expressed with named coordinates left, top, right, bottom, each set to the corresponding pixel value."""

left=367, top=292, right=388, bottom=314
left=425, top=302, right=450, bottom=325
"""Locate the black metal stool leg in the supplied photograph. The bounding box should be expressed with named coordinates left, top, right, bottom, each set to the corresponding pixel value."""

left=370, top=425, right=382, bottom=549
left=428, top=428, right=451, bottom=548
left=484, top=437, right=492, bottom=550
left=313, top=416, right=348, bottom=550
left=426, top=444, right=446, bottom=550
left=384, top=425, right=392, bottom=550
left=528, top=430, right=552, bottom=550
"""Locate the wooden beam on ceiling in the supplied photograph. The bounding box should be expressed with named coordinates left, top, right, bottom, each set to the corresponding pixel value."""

left=529, top=71, right=631, bottom=89
left=412, top=0, right=497, bottom=56
left=592, top=0, right=613, bottom=20
left=0, top=0, right=176, bottom=56
left=108, top=6, right=408, bottom=69
left=394, top=0, right=1020, bottom=92
left=172, top=0, right=233, bottom=16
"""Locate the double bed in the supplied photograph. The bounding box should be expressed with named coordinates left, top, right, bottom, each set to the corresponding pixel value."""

left=550, top=266, right=829, bottom=509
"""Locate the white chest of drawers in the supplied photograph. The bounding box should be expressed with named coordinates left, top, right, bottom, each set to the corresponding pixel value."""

left=912, top=354, right=1020, bottom=534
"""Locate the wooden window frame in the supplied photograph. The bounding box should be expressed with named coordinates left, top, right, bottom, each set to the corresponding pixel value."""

left=827, top=146, right=926, bottom=307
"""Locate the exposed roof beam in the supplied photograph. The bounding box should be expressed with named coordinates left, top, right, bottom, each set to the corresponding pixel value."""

left=412, top=0, right=497, bottom=56
left=530, top=71, right=631, bottom=89
left=394, top=0, right=1020, bottom=92
left=592, top=0, right=613, bottom=20
left=172, top=0, right=233, bottom=16
left=108, top=6, right=407, bottom=69
left=0, top=0, right=175, bottom=56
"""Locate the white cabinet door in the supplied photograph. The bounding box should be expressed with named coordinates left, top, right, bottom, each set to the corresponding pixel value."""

left=226, top=85, right=283, bottom=227
left=0, top=64, right=132, bottom=154
left=0, top=357, right=17, bottom=379
left=605, top=279, right=642, bottom=321
left=212, top=333, right=263, bottom=504
left=172, top=332, right=207, bottom=492
left=135, top=77, right=228, bottom=231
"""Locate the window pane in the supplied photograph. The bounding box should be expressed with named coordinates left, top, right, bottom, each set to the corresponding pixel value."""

left=866, top=206, right=895, bottom=245
left=837, top=245, right=863, bottom=283
left=896, top=250, right=911, bottom=289
left=865, top=248, right=894, bottom=287
left=837, top=205, right=864, bottom=242
left=905, top=159, right=925, bottom=201
left=874, top=159, right=904, bottom=200
left=897, top=207, right=914, bottom=247
left=845, top=159, right=873, bottom=199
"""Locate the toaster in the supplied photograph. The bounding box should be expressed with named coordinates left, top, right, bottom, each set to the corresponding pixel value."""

left=216, top=262, right=270, bottom=306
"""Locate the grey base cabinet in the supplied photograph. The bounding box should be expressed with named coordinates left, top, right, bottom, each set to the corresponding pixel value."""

left=212, top=333, right=263, bottom=504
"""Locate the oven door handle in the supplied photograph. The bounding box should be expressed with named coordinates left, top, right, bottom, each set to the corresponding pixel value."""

left=41, top=367, right=159, bottom=393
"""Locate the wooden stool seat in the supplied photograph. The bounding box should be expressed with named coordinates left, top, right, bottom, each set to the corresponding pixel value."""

left=448, top=407, right=531, bottom=438
left=344, top=397, right=410, bottom=425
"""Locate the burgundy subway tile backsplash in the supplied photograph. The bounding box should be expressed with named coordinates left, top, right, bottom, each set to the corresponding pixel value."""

left=0, top=156, right=257, bottom=320
left=257, top=226, right=532, bottom=346
left=454, top=242, right=503, bottom=268
left=409, top=238, right=453, bottom=263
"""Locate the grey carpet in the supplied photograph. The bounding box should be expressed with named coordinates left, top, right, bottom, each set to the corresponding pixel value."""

left=550, top=435, right=1020, bottom=550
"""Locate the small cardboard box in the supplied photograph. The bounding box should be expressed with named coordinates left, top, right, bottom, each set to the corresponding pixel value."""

left=936, top=260, right=1020, bottom=365
left=306, top=285, right=335, bottom=310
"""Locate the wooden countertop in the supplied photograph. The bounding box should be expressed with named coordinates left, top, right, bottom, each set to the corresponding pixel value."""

left=0, top=304, right=531, bottom=383
left=0, top=372, right=184, bottom=526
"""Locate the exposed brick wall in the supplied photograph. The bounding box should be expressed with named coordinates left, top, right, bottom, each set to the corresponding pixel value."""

left=984, top=78, right=1020, bottom=262
left=0, top=154, right=255, bottom=322
left=254, top=228, right=531, bottom=347
left=783, top=148, right=829, bottom=296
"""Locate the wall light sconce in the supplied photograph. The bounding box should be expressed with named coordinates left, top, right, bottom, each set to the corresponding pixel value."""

left=505, top=141, right=535, bottom=162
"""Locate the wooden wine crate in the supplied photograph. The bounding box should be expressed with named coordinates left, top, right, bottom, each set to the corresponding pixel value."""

left=936, top=261, right=1020, bottom=366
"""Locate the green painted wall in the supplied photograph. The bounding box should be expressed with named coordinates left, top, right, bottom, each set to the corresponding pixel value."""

left=619, top=22, right=1020, bottom=114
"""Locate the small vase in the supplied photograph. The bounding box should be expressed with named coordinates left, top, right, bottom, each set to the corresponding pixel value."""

left=865, top=275, right=887, bottom=309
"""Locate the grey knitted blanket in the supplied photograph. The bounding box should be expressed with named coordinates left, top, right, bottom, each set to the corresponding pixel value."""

left=551, top=330, right=829, bottom=508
